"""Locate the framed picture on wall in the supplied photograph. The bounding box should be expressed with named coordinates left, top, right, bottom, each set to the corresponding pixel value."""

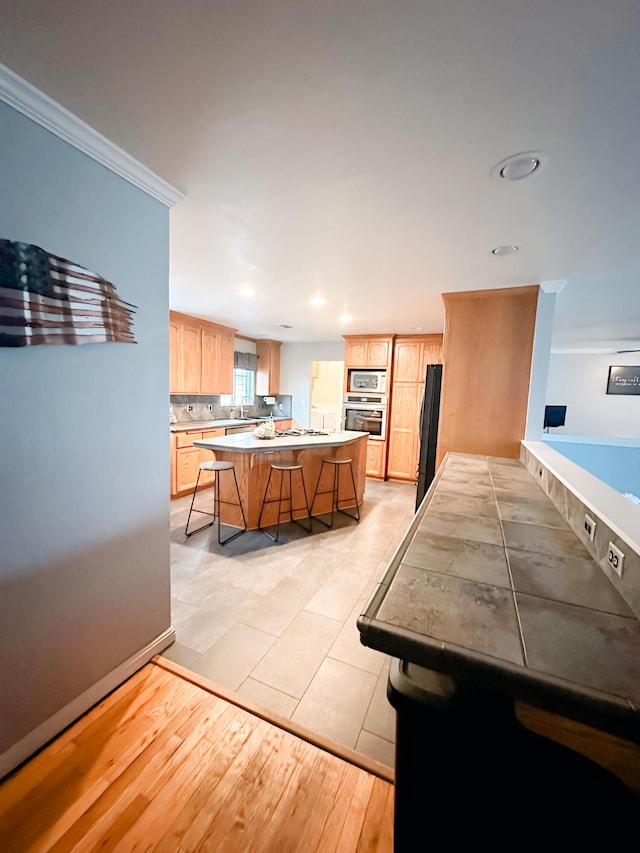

left=606, top=365, right=640, bottom=395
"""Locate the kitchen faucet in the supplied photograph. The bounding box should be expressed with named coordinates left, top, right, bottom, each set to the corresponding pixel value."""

left=240, top=395, right=253, bottom=418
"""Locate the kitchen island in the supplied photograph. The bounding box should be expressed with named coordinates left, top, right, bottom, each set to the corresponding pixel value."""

left=358, top=451, right=640, bottom=846
left=193, top=430, right=368, bottom=530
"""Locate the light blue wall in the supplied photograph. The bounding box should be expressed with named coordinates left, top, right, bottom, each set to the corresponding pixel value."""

left=0, top=102, right=171, bottom=769
left=543, top=436, right=640, bottom=498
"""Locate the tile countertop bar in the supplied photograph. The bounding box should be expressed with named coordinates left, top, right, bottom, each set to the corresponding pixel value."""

left=357, top=452, right=640, bottom=742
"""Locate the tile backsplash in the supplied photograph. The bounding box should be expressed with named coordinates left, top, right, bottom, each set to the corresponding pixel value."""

left=169, top=394, right=292, bottom=424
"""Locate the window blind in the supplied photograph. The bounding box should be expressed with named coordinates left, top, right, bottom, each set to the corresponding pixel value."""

left=234, top=351, right=257, bottom=371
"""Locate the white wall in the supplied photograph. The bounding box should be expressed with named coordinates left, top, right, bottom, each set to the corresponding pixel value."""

left=525, top=289, right=556, bottom=439
left=546, top=351, right=640, bottom=439
left=280, top=342, right=345, bottom=426
left=0, top=101, right=172, bottom=775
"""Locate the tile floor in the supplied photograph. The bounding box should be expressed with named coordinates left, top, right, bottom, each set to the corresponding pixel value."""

left=163, top=477, right=417, bottom=770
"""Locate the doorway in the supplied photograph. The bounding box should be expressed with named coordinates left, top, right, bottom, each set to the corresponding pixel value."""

left=310, top=360, right=344, bottom=432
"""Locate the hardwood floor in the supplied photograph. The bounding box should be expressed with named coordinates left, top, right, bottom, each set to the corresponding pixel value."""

left=0, top=660, right=394, bottom=852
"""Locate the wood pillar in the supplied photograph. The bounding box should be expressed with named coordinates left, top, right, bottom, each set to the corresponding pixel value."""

left=437, top=285, right=539, bottom=465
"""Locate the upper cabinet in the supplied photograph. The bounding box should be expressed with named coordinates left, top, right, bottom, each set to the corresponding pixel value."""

left=170, top=311, right=237, bottom=395
left=256, top=339, right=281, bottom=395
left=343, top=335, right=394, bottom=370
left=393, top=335, right=443, bottom=383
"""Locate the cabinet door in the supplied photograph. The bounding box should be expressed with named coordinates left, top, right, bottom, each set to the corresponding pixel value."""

left=420, top=339, right=444, bottom=376
left=176, top=446, right=202, bottom=493
left=365, top=440, right=385, bottom=478
left=367, top=339, right=391, bottom=368
left=169, top=318, right=182, bottom=393
left=200, top=328, right=219, bottom=394
left=387, top=383, right=421, bottom=480
left=393, top=339, right=423, bottom=382
left=217, top=330, right=235, bottom=394
left=256, top=341, right=281, bottom=395
left=344, top=339, right=369, bottom=367
left=180, top=323, right=202, bottom=393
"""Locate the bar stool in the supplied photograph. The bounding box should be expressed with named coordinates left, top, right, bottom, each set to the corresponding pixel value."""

left=309, top=458, right=360, bottom=528
left=258, top=462, right=312, bottom=542
left=185, top=460, right=247, bottom=545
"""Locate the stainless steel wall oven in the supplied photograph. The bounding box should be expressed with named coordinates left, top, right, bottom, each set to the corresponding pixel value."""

left=342, top=393, right=388, bottom=440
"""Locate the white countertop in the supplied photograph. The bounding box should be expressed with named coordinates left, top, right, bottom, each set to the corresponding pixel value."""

left=193, top=430, right=367, bottom=453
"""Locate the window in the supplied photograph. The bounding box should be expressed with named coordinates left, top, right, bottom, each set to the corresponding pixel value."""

left=220, top=368, right=255, bottom=406
left=232, top=368, right=255, bottom=405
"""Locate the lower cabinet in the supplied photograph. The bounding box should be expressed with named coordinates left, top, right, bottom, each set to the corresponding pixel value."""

left=171, top=428, right=225, bottom=497
left=365, top=440, right=386, bottom=478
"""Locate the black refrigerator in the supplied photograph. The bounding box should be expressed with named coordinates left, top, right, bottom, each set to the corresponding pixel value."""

left=415, top=363, right=443, bottom=512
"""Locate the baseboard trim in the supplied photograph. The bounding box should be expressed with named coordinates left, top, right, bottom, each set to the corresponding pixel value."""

left=0, top=627, right=175, bottom=781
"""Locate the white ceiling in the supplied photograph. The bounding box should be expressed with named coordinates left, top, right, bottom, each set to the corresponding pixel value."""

left=1, top=0, right=639, bottom=349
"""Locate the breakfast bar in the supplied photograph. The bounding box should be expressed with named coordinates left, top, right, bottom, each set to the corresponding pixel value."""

left=192, top=430, right=368, bottom=530
left=358, top=451, right=640, bottom=846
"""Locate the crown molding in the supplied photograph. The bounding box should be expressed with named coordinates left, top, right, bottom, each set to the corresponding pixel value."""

left=0, top=63, right=184, bottom=208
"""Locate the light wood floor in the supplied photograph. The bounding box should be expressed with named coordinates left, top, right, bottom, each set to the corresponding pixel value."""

left=0, top=659, right=394, bottom=852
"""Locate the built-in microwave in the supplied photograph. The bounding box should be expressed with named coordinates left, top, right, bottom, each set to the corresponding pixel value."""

left=348, top=369, right=387, bottom=394
left=342, top=393, right=388, bottom=440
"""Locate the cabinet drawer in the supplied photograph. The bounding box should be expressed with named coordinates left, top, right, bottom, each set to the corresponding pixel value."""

left=201, top=428, right=225, bottom=439
left=176, top=430, right=203, bottom=448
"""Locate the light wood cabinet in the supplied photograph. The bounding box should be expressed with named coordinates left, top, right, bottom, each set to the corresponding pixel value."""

left=172, top=427, right=225, bottom=496
left=180, top=321, right=202, bottom=394
left=170, top=311, right=237, bottom=395
left=365, top=440, right=386, bottom=479
left=256, top=340, right=281, bottom=395
left=387, top=334, right=443, bottom=481
left=169, top=317, right=181, bottom=393
left=343, top=335, right=393, bottom=370
left=387, top=383, right=422, bottom=481
left=393, top=334, right=444, bottom=383
left=173, top=429, right=203, bottom=496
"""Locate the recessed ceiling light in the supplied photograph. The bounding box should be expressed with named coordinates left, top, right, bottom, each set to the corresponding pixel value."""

left=310, top=295, right=326, bottom=307
left=339, top=312, right=352, bottom=323
left=412, top=326, right=424, bottom=331
left=491, top=245, right=518, bottom=256
left=492, top=151, right=548, bottom=181
left=238, top=283, right=255, bottom=297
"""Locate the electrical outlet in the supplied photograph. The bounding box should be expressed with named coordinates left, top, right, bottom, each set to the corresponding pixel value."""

left=187, top=404, right=193, bottom=412
left=607, top=542, right=624, bottom=577
left=584, top=513, right=596, bottom=542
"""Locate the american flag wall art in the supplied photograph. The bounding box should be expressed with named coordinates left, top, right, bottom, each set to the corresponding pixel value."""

left=0, top=239, right=137, bottom=347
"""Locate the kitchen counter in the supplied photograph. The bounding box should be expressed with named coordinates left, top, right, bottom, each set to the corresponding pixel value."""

left=357, top=451, right=640, bottom=742
left=170, top=416, right=290, bottom=432
left=192, top=431, right=368, bottom=531
left=193, top=429, right=366, bottom=453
